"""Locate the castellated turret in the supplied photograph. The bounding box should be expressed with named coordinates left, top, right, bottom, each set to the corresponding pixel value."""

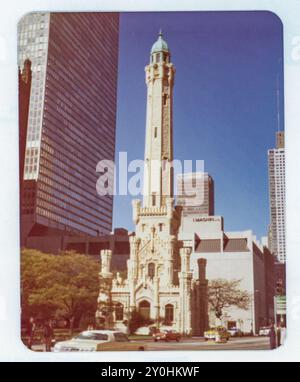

left=100, top=249, right=113, bottom=277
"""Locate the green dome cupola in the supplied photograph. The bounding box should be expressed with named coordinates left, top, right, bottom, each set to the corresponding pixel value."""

left=151, top=30, right=169, bottom=54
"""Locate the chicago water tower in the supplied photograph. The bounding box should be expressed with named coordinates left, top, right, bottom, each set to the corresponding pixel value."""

left=97, top=32, right=208, bottom=335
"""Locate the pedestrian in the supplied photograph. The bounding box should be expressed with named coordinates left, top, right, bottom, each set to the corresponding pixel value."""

left=269, top=324, right=276, bottom=349
left=276, top=325, right=281, bottom=347
left=280, top=323, right=286, bottom=345
left=27, top=317, right=36, bottom=350
left=87, top=322, right=95, bottom=331
left=43, top=320, right=54, bottom=352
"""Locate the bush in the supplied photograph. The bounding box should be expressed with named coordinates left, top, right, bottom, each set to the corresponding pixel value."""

left=128, top=310, right=154, bottom=335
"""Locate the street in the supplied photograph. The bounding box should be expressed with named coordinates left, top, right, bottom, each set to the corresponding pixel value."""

left=32, top=336, right=270, bottom=352
left=140, top=336, right=270, bottom=351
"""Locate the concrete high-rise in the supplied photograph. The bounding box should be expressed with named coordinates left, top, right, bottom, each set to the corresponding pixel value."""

left=177, top=172, right=214, bottom=215
left=268, top=131, right=286, bottom=263
left=18, top=13, right=119, bottom=250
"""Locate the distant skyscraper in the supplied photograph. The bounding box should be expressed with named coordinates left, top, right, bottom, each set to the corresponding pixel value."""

left=18, top=12, right=119, bottom=246
left=268, top=131, right=286, bottom=263
left=177, top=172, right=214, bottom=216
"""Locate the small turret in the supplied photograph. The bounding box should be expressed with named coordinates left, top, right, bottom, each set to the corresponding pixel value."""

left=100, top=249, right=112, bottom=277
left=197, top=258, right=207, bottom=281
left=180, top=247, right=192, bottom=273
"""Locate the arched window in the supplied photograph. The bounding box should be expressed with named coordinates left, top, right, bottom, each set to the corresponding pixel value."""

left=165, top=304, right=174, bottom=322
left=148, top=262, right=155, bottom=279
left=115, top=303, right=124, bottom=321
left=163, top=94, right=167, bottom=106
left=139, top=300, right=150, bottom=320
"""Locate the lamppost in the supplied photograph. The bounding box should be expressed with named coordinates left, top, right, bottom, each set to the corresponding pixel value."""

left=248, top=290, right=259, bottom=335
left=249, top=290, right=260, bottom=335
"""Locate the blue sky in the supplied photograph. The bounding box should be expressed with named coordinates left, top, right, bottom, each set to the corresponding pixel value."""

left=112, top=11, right=284, bottom=240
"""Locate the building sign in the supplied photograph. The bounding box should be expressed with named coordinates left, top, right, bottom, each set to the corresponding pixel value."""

left=274, top=295, right=286, bottom=315
left=192, top=217, right=221, bottom=223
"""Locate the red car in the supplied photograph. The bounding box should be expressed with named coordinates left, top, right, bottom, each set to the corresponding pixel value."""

left=153, top=330, right=181, bottom=342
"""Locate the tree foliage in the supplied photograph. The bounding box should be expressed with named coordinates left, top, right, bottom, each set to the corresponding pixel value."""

left=127, top=310, right=154, bottom=335
left=208, top=279, right=251, bottom=320
left=21, top=249, right=99, bottom=328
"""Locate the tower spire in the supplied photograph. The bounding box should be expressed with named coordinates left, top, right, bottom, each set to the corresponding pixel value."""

left=143, top=33, right=175, bottom=207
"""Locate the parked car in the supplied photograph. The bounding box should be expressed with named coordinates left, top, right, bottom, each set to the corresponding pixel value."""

left=135, top=326, right=151, bottom=335
left=153, top=329, right=181, bottom=342
left=204, top=327, right=231, bottom=342
left=227, top=327, right=243, bottom=337
left=259, top=326, right=271, bottom=336
left=53, top=330, right=146, bottom=352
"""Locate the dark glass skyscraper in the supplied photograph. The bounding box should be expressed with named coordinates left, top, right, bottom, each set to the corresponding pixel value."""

left=18, top=13, right=119, bottom=247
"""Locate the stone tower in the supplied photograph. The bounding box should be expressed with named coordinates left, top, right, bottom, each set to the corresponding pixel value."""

left=96, top=32, right=208, bottom=335
left=143, top=30, right=175, bottom=208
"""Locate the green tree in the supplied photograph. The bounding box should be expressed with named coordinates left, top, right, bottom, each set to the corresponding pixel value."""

left=21, top=249, right=99, bottom=333
left=208, top=279, right=251, bottom=322
left=127, top=310, right=154, bottom=335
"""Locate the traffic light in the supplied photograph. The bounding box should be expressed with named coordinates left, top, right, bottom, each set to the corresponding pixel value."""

left=276, top=280, right=284, bottom=295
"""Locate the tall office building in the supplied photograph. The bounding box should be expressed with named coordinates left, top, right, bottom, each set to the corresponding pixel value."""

left=177, top=172, right=214, bottom=215
left=268, top=131, right=286, bottom=263
left=18, top=13, right=119, bottom=248
left=19, top=59, right=32, bottom=192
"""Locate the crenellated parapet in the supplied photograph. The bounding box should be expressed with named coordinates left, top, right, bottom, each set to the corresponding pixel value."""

left=139, top=206, right=167, bottom=216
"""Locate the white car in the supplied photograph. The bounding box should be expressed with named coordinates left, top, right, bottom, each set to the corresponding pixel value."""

left=135, top=326, right=150, bottom=335
left=53, top=330, right=145, bottom=352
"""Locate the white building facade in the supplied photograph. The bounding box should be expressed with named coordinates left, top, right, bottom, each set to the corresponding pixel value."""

left=178, top=214, right=273, bottom=334
left=268, top=131, right=286, bottom=263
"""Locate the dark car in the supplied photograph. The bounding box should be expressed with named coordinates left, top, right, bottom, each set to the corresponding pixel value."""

left=153, top=329, right=181, bottom=342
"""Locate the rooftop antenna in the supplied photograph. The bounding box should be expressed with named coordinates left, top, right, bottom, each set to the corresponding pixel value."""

left=276, top=75, right=280, bottom=132
left=276, top=59, right=282, bottom=133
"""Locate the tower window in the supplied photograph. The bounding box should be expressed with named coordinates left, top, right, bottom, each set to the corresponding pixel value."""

left=152, top=193, right=156, bottom=206
left=148, top=263, right=155, bottom=279
left=156, top=53, right=161, bottom=63
left=165, top=304, right=174, bottom=322
left=154, top=127, right=157, bottom=138
left=163, top=53, right=169, bottom=63
left=115, top=303, right=124, bottom=321
left=163, top=94, right=167, bottom=106
left=139, top=300, right=151, bottom=319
